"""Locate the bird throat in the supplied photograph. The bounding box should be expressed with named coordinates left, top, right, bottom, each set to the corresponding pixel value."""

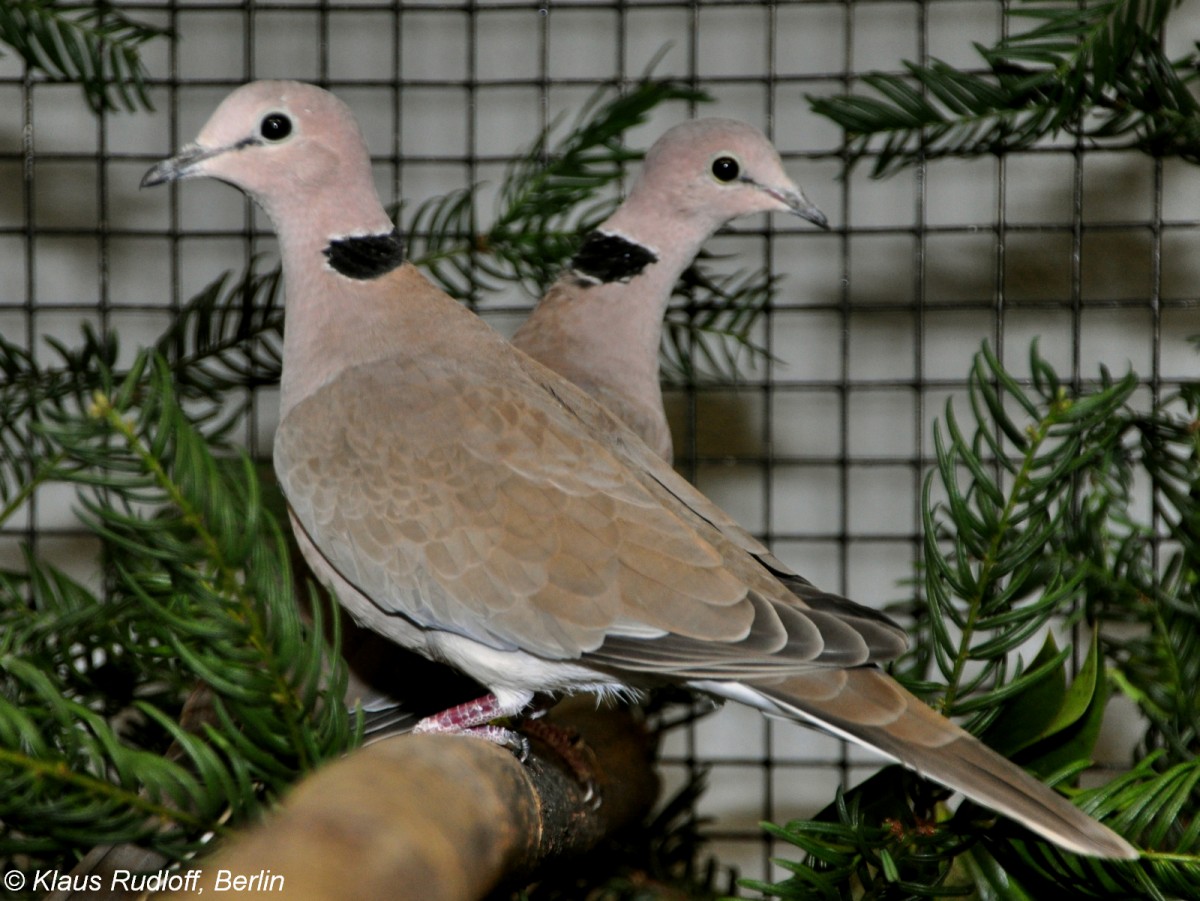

left=570, top=229, right=658, bottom=285
left=323, top=228, right=406, bottom=280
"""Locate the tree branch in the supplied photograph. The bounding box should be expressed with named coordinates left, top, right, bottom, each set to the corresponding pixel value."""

left=159, top=700, right=659, bottom=901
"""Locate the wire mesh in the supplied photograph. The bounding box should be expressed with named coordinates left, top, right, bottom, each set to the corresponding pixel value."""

left=3, top=0, right=1200, bottom=885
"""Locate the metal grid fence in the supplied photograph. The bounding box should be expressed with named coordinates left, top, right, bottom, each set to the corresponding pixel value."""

left=3, top=0, right=1199, bottom=884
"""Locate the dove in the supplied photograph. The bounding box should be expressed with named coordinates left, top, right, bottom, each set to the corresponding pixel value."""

left=512, top=117, right=827, bottom=462
left=142, top=80, right=1136, bottom=860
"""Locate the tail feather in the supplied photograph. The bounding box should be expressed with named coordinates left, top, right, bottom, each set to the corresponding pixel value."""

left=695, top=667, right=1138, bottom=860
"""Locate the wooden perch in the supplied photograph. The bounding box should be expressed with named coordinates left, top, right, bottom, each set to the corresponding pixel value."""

left=156, top=699, right=659, bottom=901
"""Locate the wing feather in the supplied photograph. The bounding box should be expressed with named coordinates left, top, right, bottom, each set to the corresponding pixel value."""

left=276, top=342, right=907, bottom=668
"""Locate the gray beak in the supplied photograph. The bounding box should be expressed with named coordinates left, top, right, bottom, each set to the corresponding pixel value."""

left=141, top=143, right=222, bottom=188
left=770, top=186, right=829, bottom=230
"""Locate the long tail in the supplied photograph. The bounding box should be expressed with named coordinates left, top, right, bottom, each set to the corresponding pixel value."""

left=695, top=666, right=1137, bottom=859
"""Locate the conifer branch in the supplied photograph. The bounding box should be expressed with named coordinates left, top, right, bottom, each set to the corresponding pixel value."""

left=810, top=0, right=1200, bottom=177
left=0, top=0, right=167, bottom=112
left=0, top=350, right=350, bottom=867
left=660, top=266, right=777, bottom=385
left=750, top=341, right=1200, bottom=899
left=85, top=376, right=318, bottom=771
left=916, top=342, right=1137, bottom=727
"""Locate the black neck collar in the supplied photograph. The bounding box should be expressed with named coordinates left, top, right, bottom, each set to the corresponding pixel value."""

left=570, top=229, right=658, bottom=285
left=323, top=228, right=406, bottom=280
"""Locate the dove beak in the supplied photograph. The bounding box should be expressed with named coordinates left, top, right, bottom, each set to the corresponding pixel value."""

left=142, top=140, right=247, bottom=187
left=767, top=185, right=829, bottom=230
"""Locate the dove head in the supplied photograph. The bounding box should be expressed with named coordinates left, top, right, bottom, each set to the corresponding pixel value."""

left=626, top=118, right=827, bottom=232
left=142, top=80, right=392, bottom=239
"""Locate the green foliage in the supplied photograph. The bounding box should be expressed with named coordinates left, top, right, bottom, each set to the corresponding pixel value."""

left=809, top=0, right=1200, bottom=177
left=154, top=265, right=285, bottom=437
left=976, top=755, right=1200, bottom=898
left=980, top=632, right=1111, bottom=779
left=748, top=342, right=1200, bottom=899
left=744, top=769, right=981, bottom=900
left=912, top=342, right=1136, bottom=727
left=1095, top=385, right=1200, bottom=769
left=0, top=266, right=283, bottom=520
left=660, top=265, right=777, bottom=386
left=0, top=0, right=167, bottom=112
left=0, top=311, right=350, bottom=868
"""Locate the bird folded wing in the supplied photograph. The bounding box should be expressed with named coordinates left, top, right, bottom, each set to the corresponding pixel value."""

left=515, top=351, right=911, bottom=664
left=276, top=345, right=904, bottom=668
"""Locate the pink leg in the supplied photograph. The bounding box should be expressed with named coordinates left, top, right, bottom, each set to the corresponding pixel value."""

left=412, top=693, right=530, bottom=756
left=412, top=694, right=601, bottom=801
left=412, top=693, right=513, bottom=733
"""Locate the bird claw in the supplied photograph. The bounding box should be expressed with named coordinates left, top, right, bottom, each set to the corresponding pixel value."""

left=464, top=724, right=530, bottom=759
left=580, top=779, right=600, bottom=809
left=518, top=718, right=602, bottom=807
left=507, top=729, right=533, bottom=762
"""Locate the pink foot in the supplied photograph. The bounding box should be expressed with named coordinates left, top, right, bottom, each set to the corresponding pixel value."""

left=413, top=693, right=530, bottom=757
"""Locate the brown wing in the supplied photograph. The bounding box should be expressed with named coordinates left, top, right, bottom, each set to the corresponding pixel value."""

left=276, top=344, right=904, bottom=668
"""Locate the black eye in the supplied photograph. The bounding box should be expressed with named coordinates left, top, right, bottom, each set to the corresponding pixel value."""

left=711, top=156, right=740, bottom=182
left=260, top=113, right=293, bottom=142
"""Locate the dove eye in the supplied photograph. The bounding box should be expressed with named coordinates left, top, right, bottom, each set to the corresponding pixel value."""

left=711, top=156, right=740, bottom=182
left=260, top=113, right=293, bottom=142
